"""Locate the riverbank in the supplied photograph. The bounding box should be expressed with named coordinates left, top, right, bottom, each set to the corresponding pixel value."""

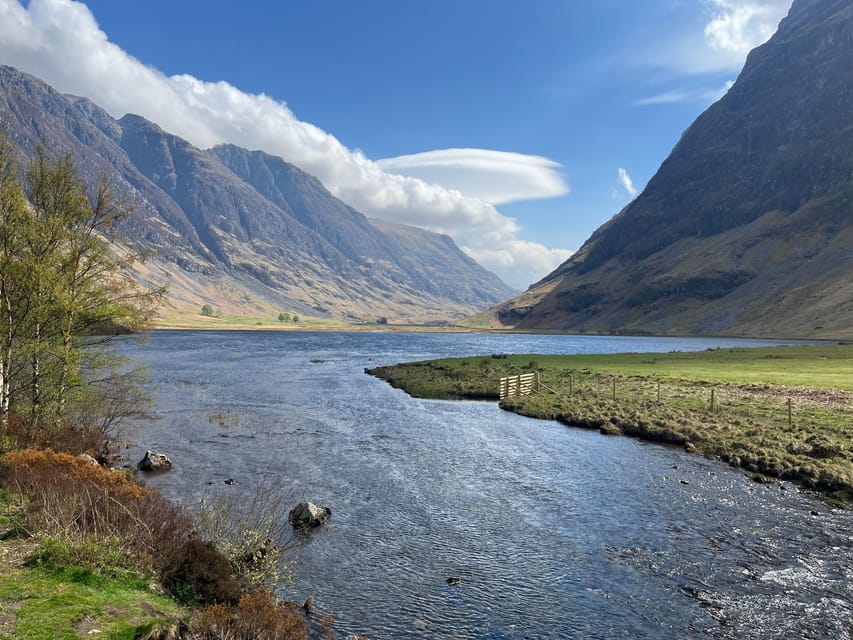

left=0, top=450, right=320, bottom=639
left=366, top=343, right=853, bottom=506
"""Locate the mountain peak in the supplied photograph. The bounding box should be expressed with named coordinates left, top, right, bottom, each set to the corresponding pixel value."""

left=0, top=64, right=514, bottom=324
left=481, top=0, right=853, bottom=339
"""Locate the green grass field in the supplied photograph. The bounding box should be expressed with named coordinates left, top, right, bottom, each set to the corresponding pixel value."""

left=367, top=343, right=853, bottom=506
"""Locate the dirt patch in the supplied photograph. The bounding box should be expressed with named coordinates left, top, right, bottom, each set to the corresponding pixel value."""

left=73, top=613, right=101, bottom=636
left=0, top=536, right=38, bottom=569
left=0, top=598, right=22, bottom=637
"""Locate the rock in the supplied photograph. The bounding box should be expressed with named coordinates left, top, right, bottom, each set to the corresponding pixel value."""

left=684, top=441, right=698, bottom=453
left=137, top=450, right=172, bottom=472
left=446, top=577, right=460, bottom=585
left=78, top=453, right=99, bottom=466
left=224, top=478, right=235, bottom=485
left=288, top=502, right=331, bottom=529
left=599, top=423, right=622, bottom=436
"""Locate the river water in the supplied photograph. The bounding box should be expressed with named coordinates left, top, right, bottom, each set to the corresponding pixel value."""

left=117, top=331, right=852, bottom=639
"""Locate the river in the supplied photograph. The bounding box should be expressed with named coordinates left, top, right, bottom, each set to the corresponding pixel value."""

left=117, top=331, right=852, bottom=639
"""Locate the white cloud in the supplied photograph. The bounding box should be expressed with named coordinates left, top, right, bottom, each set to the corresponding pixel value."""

left=635, top=80, right=735, bottom=106
left=0, top=0, right=571, bottom=288
left=463, top=241, right=573, bottom=291
left=617, top=168, right=638, bottom=199
left=642, top=0, right=792, bottom=75
left=704, top=0, right=793, bottom=58
left=377, top=148, right=568, bottom=205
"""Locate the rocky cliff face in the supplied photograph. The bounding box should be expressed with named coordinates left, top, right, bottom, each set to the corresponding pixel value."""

left=481, top=0, right=852, bottom=339
left=0, top=65, right=515, bottom=323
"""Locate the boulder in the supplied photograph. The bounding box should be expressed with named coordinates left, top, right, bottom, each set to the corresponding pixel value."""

left=137, top=450, right=172, bottom=472
left=288, top=502, right=331, bottom=529
left=78, top=453, right=99, bottom=466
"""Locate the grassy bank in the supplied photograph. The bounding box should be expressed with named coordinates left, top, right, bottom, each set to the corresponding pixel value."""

left=0, top=450, right=323, bottom=639
left=367, top=344, right=853, bottom=506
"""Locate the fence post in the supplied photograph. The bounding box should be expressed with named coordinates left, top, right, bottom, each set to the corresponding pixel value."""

left=657, top=379, right=661, bottom=403
left=612, top=376, right=616, bottom=400
left=710, top=388, right=716, bottom=413
left=569, top=374, right=573, bottom=396
left=787, top=397, right=792, bottom=428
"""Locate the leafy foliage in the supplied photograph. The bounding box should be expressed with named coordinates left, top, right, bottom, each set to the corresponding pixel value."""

left=0, top=137, right=162, bottom=440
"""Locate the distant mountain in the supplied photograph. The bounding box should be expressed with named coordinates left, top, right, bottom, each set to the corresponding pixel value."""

left=0, top=65, right=515, bottom=323
left=474, top=0, right=853, bottom=339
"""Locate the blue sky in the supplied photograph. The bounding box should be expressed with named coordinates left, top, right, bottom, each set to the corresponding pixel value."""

left=0, top=0, right=792, bottom=288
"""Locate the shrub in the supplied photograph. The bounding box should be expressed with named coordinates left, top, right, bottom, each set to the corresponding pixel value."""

left=193, top=485, right=296, bottom=593
left=2, top=412, right=103, bottom=454
left=0, top=449, right=199, bottom=581
left=201, top=304, right=215, bottom=317
left=278, top=312, right=291, bottom=322
left=158, top=537, right=242, bottom=606
left=191, top=591, right=308, bottom=640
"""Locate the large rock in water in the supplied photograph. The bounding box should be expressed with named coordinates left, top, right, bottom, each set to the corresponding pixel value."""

left=288, top=502, right=331, bottom=529
left=137, top=450, right=172, bottom=472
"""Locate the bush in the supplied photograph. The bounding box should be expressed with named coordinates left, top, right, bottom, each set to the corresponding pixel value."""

left=0, top=450, right=196, bottom=581
left=1, top=412, right=103, bottom=454
left=191, top=591, right=308, bottom=640
left=159, top=537, right=242, bottom=606
left=278, top=312, right=291, bottom=323
left=201, top=304, right=215, bottom=317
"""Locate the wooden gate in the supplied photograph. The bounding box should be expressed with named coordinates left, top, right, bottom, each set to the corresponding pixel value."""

left=499, top=372, right=539, bottom=400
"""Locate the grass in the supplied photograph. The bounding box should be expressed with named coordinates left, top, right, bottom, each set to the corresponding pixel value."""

left=367, top=343, right=853, bottom=506
left=0, top=562, right=182, bottom=640
left=0, top=496, right=182, bottom=640
left=0, top=450, right=314, bottom=638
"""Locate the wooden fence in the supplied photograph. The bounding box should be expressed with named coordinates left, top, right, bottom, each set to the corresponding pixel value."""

left=498, top=372, right=558, bottom=399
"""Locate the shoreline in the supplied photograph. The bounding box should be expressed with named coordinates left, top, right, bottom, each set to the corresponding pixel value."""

left=150, top=319, right=843, bottom=343
left=366, top=345, right=853, bottom=507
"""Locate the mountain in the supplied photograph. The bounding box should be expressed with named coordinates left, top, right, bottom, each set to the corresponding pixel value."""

left=477, top=0, right=853, bottom=339
left=0, top=65, right=515, bottom=324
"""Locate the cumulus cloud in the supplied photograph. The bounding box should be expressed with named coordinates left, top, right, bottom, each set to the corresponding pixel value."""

left=0, top=0, right=571, bottom=288
left=642, top=0, right=792, bottom=75
left=617, top=168, right=638, bottom=199
left=377, top=149, right=568, bottom=205
left=704, top=0, right=793, bottom=58
left=464, top=241, right=573, bottom=291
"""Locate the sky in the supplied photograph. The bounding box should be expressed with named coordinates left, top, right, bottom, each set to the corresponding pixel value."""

left=0, top=0, right=793, bottom=289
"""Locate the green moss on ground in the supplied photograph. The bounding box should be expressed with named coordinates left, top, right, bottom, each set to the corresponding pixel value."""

left=367, top=344, right=853, bottom=506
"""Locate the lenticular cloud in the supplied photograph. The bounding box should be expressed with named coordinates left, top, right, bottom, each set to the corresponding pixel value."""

left=0, top=0, right=572, bottom=288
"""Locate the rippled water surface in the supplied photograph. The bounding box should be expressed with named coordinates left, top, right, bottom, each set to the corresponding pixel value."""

left=119, top=331, right=852, bottom=639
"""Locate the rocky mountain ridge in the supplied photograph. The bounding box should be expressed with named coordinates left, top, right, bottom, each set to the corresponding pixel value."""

left=0, top=65, right=515, bottom=323
left=476, top=0, right=852, bottom=339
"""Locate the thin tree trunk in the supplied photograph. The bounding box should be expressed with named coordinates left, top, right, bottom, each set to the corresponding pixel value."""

left=0, top=287, right=13, bottom=429
left=31, top=319, right=40, bottom=426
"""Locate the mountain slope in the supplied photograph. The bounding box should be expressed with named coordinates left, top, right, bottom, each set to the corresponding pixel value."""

left=481, top=0, right=853, bottom=339
left=0, top=65, right=515, bottom=323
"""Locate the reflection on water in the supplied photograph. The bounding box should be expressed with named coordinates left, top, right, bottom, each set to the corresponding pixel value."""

left=119, top=331, right=852, bottom=639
